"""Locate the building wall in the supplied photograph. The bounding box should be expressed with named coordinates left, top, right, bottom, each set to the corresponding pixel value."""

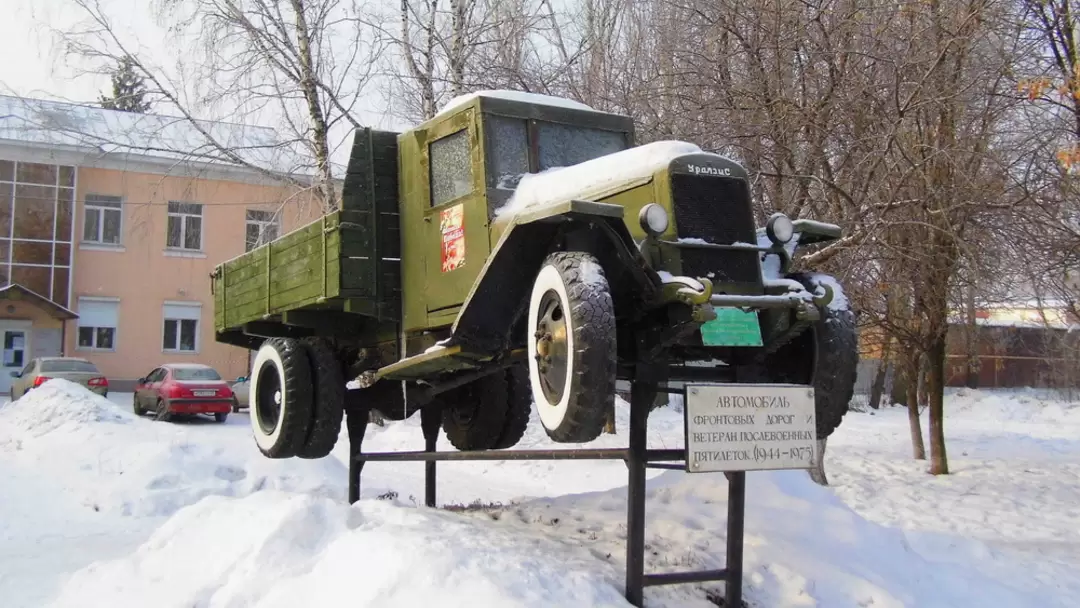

left=67, top=166, right=321, bottom=382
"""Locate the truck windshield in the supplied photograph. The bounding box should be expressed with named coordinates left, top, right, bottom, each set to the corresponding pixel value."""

left=487, top=116, right=628, bottom=190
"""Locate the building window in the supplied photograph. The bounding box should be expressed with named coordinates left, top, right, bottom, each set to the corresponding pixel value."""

left=166, top=202, right=202, bottom=251
left=83, top=194, right=123, bottom=246
left=0, top=159, right=75, bottom=308
left=245, top=209, right=279, bottom=252
left=76, top=297, right=119, bottom=350
left=162, top=302, right=200, bottom=352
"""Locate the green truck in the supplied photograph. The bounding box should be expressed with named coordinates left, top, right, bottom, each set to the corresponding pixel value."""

left=211, top=90, right=857, bottom=460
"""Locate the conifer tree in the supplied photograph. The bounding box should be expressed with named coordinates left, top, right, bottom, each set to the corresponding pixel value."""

left=99, top=56, right=152, bottom=113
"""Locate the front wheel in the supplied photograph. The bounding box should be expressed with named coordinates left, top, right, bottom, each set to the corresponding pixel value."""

left=763, top=273, right=858, bottom=439
left=526, top=251, right=616, bottom=443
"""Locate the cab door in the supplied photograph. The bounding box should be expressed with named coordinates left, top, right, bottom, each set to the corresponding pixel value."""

left=422, top=111, right=490, bottom=315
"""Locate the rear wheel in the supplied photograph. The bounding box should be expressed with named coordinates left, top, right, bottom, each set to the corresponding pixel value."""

left=154, top=399, right=172, bottom=422
left=249, top=337, right=315, bottom=459
left=527, top=251, right=616, bottom=443
left=133, top=394, right=145, bottom=416
left=214, top=412, right=229, bottom=423
left=440, top=372, right=511, bottom=451
left=296, top=338, right=345, bottom=459
left=492, top=365, right=531, bottom=450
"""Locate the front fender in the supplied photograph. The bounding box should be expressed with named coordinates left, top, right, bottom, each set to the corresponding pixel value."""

left=449, top=200, right=658, bottom=354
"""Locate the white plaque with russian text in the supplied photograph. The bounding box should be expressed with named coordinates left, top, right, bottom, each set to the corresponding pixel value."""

left=684, top=384, right=817, bottom=473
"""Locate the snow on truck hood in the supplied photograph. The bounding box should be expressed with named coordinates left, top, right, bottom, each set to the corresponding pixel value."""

left=496, top=140, right=704, bottom=220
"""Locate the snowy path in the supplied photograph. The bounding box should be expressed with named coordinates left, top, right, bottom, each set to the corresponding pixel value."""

left=2, top=382, right=1078, bottom=606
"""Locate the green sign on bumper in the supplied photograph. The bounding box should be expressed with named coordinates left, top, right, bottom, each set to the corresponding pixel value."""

left=699, top=308, right=763, bottom=346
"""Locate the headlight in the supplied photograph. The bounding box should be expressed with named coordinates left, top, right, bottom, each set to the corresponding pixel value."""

left=639, top=203, right=669, bottom=236
left=766, top=213, right=794, bottom=244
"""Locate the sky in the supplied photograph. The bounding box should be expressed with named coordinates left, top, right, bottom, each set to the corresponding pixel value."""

left=3, top=0, right=156, bottom=105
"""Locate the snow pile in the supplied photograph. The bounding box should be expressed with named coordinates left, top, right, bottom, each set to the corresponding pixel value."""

left=945, top=387, right=1080, bottom=425
left=496, top=141, right=703, bottom=220
left=457, top=470, right=1035, bottom=607
left=48, top=467, right=1041, bottom=608
left=0, top=379, right=134, bottom=437
left=0, top=383, right=345, bottom=518
left=49, top=491, right=631, bottom=608
left=434, top=89, right=595, bottom=119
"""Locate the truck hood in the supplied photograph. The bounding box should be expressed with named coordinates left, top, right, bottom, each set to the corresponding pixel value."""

left=495, top=140, right=704, bottom=221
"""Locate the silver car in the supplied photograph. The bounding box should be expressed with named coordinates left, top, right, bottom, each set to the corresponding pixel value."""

left=10, top=357, right=109, bottom=400
left=230, top=376, right=249, bottom=412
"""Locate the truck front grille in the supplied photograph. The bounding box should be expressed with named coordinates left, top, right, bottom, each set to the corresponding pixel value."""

left=670, top=174, right=762, bottom=291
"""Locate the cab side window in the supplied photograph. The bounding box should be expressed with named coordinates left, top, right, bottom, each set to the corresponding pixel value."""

left=429, top=129, right=473, bottom=206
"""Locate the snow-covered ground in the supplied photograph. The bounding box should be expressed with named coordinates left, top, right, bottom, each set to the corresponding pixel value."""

left=1, top=380, right=1078, bottom=607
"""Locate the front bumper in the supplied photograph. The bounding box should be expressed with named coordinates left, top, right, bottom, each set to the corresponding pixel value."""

left=652, top=239, right=832, bottom=314
left=167, top=398, right=232, bottom=414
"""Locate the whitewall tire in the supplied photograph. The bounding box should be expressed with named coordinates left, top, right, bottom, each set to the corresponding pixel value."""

left=249, top=337, right=314, bottom=458
left=526, top=251, right=616, bottom=443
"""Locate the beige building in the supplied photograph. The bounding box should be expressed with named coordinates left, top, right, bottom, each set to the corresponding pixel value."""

left=0, top=95, right=321, bottom=393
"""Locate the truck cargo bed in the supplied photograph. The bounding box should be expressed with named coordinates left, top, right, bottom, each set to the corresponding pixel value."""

left=212, top=128, right=402, bottom=342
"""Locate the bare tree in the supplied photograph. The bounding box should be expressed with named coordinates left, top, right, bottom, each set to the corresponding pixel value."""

left=60, top=0, right=385, bottom=213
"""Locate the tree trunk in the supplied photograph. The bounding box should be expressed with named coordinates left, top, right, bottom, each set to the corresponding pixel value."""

left=449, top=0, right=467, bottom=97
left=289, top=0, right=336, bottom=213
left=808, top=438, right=829, bottom=486
left=927, top=332, right=950, bottom=474
left=917, top=352, right=929, bottom=408
left=965, top=286, right=980, bottom=388
left=905, top=351, right=927, bottom=460
left=868, top=339, right=892, bottom=410
left=889, top=360, right=907, bottom=408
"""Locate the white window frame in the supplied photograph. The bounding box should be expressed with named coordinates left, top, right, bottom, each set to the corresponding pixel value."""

left=245, top=209, right=280, bottom=252
left=83, top=194, right=124, bottom=248
left=75, top=297, right=119, bottom=352
left=162, top=301, right=201, bottom=354
left=166, top=201, right=203, bottom=252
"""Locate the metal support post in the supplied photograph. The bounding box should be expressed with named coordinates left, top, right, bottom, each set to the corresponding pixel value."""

left=725, top=471, right=746, bottom=607
left=625, top=365, right=659, bottom=607
left=347, top=409, right=369, bottom=504
left=420, top=405, right=441, bottom=508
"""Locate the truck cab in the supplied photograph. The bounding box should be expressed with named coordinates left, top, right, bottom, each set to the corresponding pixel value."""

left=396, top=91, right=636, bottom=330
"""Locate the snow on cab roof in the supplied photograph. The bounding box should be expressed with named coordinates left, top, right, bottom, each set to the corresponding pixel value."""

left=496, top=140, right=704, bottom=219
left=434, top=90, right=597, bottom=119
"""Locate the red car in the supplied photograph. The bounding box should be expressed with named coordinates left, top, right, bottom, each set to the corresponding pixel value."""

left=133, top=363, right=235, bottom=422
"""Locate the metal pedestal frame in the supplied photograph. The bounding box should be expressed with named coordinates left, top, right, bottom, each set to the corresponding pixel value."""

left=345, top=373, right=746, bottom=608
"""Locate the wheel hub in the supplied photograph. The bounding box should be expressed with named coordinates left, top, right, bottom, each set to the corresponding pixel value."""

left=534, top=291, right=569, bottom=405
left=256, top=365, right=283, bottom=434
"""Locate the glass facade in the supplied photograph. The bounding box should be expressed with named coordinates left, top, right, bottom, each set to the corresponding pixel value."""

left=0, top=159, right=75, bottom=308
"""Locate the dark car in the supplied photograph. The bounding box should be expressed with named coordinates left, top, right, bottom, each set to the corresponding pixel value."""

left=133, top=363, right=234, bottom=423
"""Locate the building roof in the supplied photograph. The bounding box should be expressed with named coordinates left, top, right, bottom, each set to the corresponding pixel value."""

left=0, top=94, right=316, bottom=181
left=0, top=283, right=78, bottom=319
